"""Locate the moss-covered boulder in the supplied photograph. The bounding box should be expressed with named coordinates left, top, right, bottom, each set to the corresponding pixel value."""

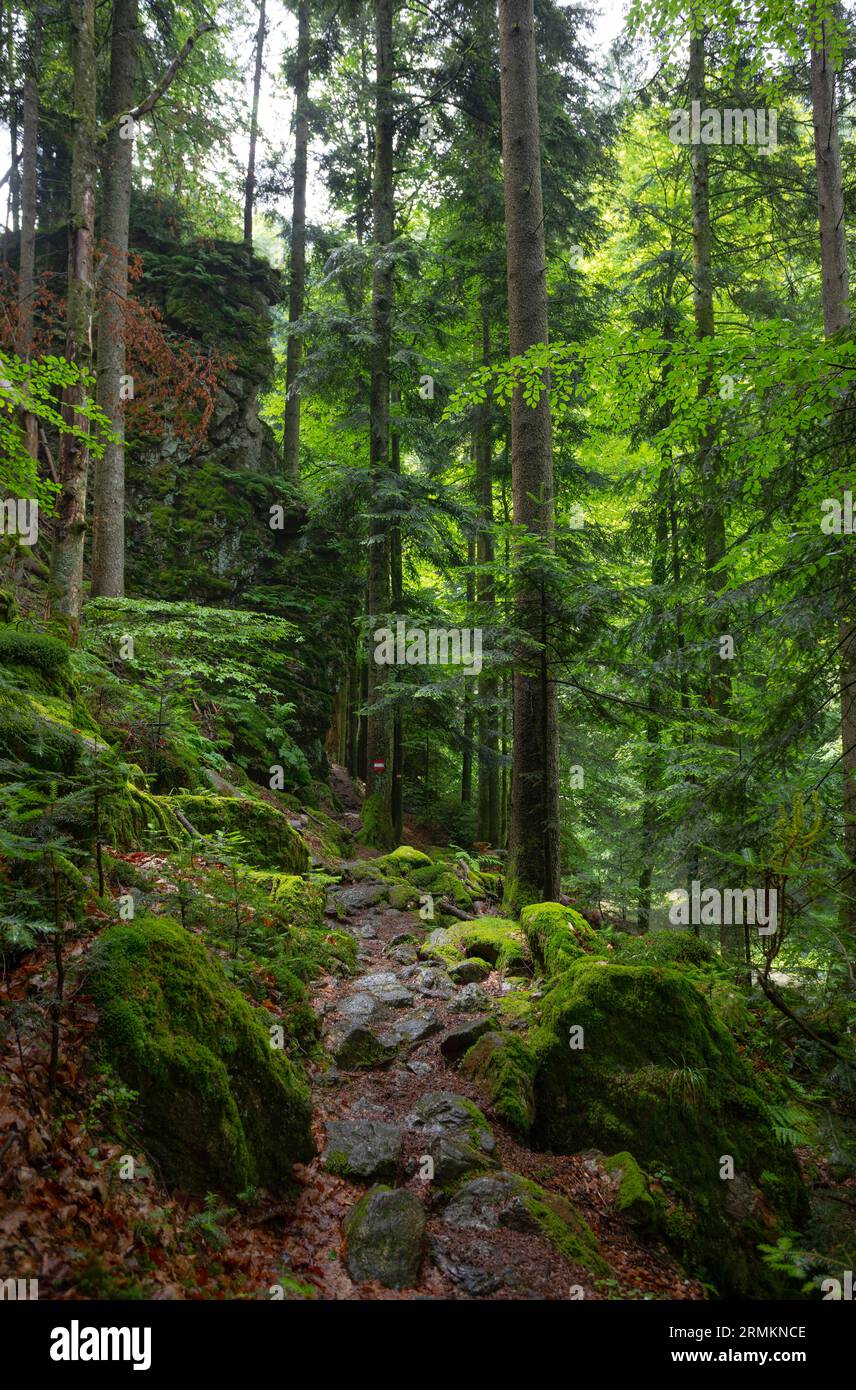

left=240, top=870, right=324, bottom=931
left=420, top=917, right=528, bottom=974
left=603, top=1151, right=660, bottom=1231
left=521, top=901, right=599, bottom=976
left=461, top=1031, right=537, bottom=1137
left=375, top=845, right=432, bottom=871
left=530, top=958, right=806, bottom=1296
left=0, top=625, right=72, bottom=696
left=442, top=1171, right=611, bottom=1279
left=170, top=793, right=309, bottom=872
left=89, top=915, right=314, bottom=1193
left=343, top=1187, right=426, bottom=1288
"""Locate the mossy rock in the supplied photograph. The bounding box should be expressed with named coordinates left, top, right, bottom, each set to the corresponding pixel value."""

left=521, top=901, right=599, bottom=977
left=460, top=1031, right=537, bottom=1137
left=240, top=871, right=325, bottom=932
left=421, top=917, right=528, bottom=974
left=170, top=793, right=309, bottom=872
left=530, top=958, right=807, bottom=1296
left=375, top=845, right=433, bottom=871
left=613, top=929, right=716, bottom=969
left=603, top=1151, right=660, bottom=1231
left=89, top=915, right=314, bottom=1194
left=442, top=1171, right=611, bottom=1279
left=0, top=624, right=72, bottom=696
left=388, top=882, right=420, bottom=911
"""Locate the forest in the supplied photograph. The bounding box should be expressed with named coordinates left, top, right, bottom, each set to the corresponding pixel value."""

left=0, top=0, right=854, bottom=1335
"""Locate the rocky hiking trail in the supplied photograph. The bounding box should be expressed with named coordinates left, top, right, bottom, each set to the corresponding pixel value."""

left=274, top=819, right=705, bottom=1301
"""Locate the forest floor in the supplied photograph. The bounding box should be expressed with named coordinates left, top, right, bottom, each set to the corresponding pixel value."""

left=273, top=868, right=705, bottom=1300
left=3, top=772, right=852, bottom=1300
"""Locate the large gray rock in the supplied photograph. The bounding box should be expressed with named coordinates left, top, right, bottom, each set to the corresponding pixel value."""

left=405, top=1091, right=495, bottom=1154
left=327, top=882, right=388, bottom=914
left=322, top=1118, right=403, bottom=1183
left=439, top=1015, right=496, bottom=1062
left=359, top=971, right=414, bottom=1009
left=428, top=1133, right=498, bottom=1187
left=381, top=1010, right=442, bottom=1047
left=343, top=1187, right=426, bottom=1289
left=400, top=963, right=455, bottom=999
left=338, top=992, right=384, bottom=1025
left=448, top=983, right=490, bottom=1014
left=328, top=1023, right=398, bottom=1069
left=442, top=1173, right=533, bottom=1232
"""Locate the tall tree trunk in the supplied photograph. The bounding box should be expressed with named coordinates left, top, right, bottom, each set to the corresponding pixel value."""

left=476, top=301, right=500, bottom=844
left=362, top=0, right=394, bottom=847
left=637, top=488, right=669, bottom=931
left=49, top=0, right=97, bottom=632
left=243, top=0, right=267, bottom=246
left=690, top=31, right=730, bottom=728
left=283, top=0, right=310, bottom=478
left=6, top=3, right=19, bottom=237
left=462, top=533, right=475, bottom=805
left=689, top=30, right=736, bottom=953
left=16, top=3, right=40, bottom=461
left=91, top=0, right=138, bottom=599
left=390, top=384, right=404, bottom=842
left=499, top=0, right=560, bottom=908
left=810, top=3, right=856, bottom=932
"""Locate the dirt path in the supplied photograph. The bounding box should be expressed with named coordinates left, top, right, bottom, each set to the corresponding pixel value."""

left=276, top=854, right=704, bottom=1301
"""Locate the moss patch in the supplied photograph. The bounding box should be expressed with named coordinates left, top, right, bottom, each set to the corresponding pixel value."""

left=421, top=917, right=527, bottom=973
left=170, top=793, right=309, bottom=872
left=603, top=1151, right=660, bottom=1230
left=521, top=901, right=599, bottom=976
left=461, top=1031, right=537, bottom=1137
left=612, top=929, right=716, bottom=969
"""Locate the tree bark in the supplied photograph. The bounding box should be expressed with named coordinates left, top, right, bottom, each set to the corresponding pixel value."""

left=49, top=0, right=97, bottom=631
left=362, top=0, right=394, bottom=846
left=16, top=3, right=40, bottom=461
left=688, top=30, right=737, bottom=953
left=283, top=0, right=310, bottom=478
left=498, top=0, right=560, bottom=907
left=6, top=2, right=19, bottom=237
left=91, top=0, right=138, bottom=599
left=391, top=383, right=404, bottom=842
left=476, top=301, right=500, bottom=844
left=243, top=0, right=267, bottom=246
left=810, top=4, right=856, bottom=932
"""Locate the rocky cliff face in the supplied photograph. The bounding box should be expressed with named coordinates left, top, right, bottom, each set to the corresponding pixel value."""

left=125, top=201, right=303, bottom=603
